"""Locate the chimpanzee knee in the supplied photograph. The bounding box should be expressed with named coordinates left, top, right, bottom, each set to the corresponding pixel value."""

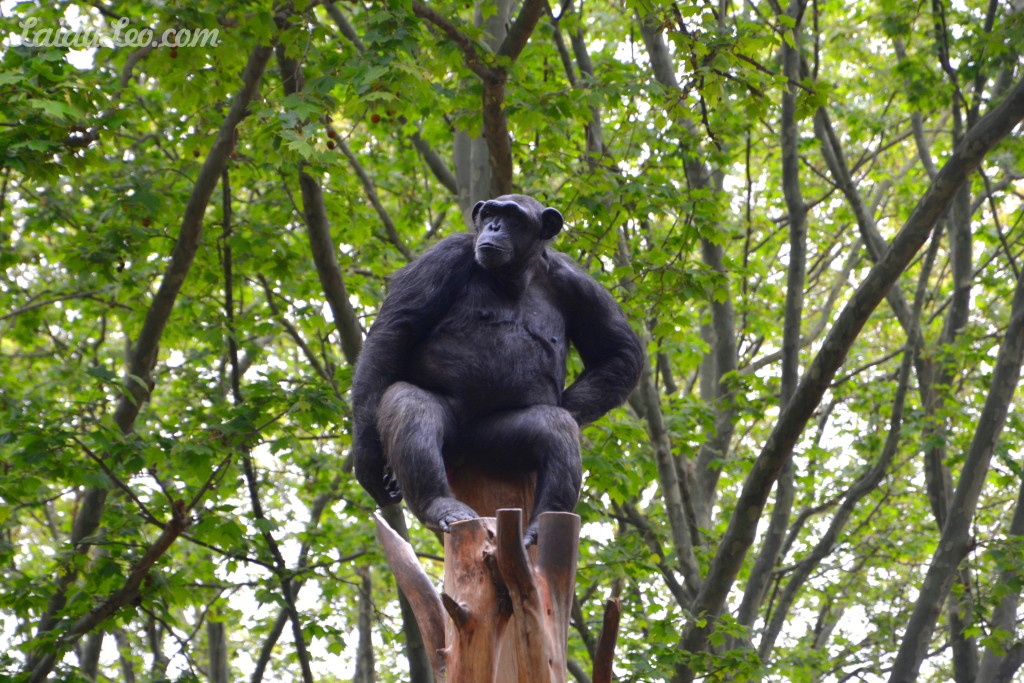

left=376, top=382, right=477, bottom=531
left=529, top=405, right=582, bottom=511
left=522, top=406, right=580, bottom=467
left=376, top=382, right=453, bottom=508
left=377, top=382, right=454, bottom=449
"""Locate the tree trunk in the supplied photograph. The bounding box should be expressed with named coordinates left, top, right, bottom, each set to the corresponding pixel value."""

left=673, top=75, right=1024, bottom=682
left=353, top=567, right=376, bottom=683
left=453, top=0, right=512, bottom=221
left=207, top=620, right=229, bottom=683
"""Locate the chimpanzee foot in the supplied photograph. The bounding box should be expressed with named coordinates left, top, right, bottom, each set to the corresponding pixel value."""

left=421, top=497, right=478, bottom=532
left=382, top=466, right=402, bottom=500
left=524, top=522, right=539, bottom=547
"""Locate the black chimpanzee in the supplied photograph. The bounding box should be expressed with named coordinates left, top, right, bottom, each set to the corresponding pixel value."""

left=352, top=194, right=643, bottom=544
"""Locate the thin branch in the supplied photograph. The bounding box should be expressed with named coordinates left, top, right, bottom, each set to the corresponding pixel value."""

left=258, top=274, right=332, bottom=385
left=411, top=2, right=494, bottom=81
left=72, top=437, right=160, bottom=525
left=740, top=240, right=861, bottom=377
left=889, top=249, right=1024, bottom=682
left=760, top=217, right=937, bottom=660
left=979, top=166, right=1020, bottom=279
left=0, top=290, right=104, bottom=322
left=324, top=6, right=458, bottom=195
left=337, top=140, right=415, bottom=261
left=276, top=45, right=364, bottom=365
left=27, top=41, right=276, bottom=671
left=323, top=2, right=366, bottom=53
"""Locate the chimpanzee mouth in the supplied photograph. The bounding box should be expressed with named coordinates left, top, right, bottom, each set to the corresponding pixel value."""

left=475, top=244, right=512, bottom=268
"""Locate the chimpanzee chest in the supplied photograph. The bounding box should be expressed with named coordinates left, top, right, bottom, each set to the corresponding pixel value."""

left=407, top=277, right=568, bottom=414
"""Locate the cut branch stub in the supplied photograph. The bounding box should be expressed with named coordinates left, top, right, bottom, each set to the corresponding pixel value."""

left=592, top=598, right=622, bottom=683
left=372, top=511, right=447, bottom=679
left=495, top=509, right=549, bottom=682
left=536, top=510, right=582, bottom=659
left=494, top=509, right=581, bottom=683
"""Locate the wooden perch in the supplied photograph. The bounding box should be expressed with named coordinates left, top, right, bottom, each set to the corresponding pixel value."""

left=375, top=507, right=587, bottom=682
left=447, top=463, right=535, bottom=520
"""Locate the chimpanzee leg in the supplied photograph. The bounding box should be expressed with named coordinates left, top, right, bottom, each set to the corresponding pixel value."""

left=376, top=382, right=478, bottom=531
left=464, top=405, right=581, bottom=544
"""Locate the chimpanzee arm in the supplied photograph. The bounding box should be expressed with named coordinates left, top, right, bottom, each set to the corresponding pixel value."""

left=552, top=253, right=644, bottom=426
left=351, top=234, right=476, bottom=506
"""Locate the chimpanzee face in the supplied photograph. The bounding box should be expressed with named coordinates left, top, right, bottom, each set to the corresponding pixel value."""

left=472, top=195, right=563, bottom=271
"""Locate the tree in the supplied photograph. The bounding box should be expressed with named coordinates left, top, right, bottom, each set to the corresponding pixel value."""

left=1, top=0, right=1023, bottom=681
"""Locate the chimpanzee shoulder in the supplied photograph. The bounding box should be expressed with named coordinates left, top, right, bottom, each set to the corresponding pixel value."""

left=543, top=249, right=612, bottom=308
left=378, top=233, right=477, bottom=323
left=389, top=232, right=476, bottom=289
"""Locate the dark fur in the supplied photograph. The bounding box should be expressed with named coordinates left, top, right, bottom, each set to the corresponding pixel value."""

left=352, top=194, right=643, bottom=543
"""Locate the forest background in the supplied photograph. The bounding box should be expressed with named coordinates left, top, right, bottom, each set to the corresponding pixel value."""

left=2, top=0, right=1024, bottom=682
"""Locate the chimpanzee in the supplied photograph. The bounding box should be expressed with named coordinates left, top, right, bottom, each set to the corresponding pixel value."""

left=352, top=194, right=643, bottom=544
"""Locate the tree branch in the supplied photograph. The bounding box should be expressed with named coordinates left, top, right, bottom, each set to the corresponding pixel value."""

left=737, top=0, right=806, bottom=627
left=27, top=41, right=275, bottom=672
left=760, top=220, right=938, bottom=659
left=325, top=6, right=458, bottom=196
left=27, top=500, right=191, bottom=682
left=978, top=476, right=1024, bottom=682
left=336, top=139, right=415, bottom=261
left=497, top=0, right=546, bottom=61
left=411, top=2, right=494, bottom=81
left=889, top=256, right=1024, bottom=682
left=275, top=45, right=365, bottom=365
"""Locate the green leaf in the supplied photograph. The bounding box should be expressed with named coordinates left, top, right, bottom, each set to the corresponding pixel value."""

left=27, top=98, right=81, bottom=120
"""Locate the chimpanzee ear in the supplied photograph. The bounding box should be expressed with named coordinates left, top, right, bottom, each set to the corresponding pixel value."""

left=540, top=207, right=563, bottom=240
left=472, top=201, right=486, bottom=229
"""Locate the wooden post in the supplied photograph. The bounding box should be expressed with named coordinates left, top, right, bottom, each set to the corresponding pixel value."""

left=374, top=506, right=586, bottom=682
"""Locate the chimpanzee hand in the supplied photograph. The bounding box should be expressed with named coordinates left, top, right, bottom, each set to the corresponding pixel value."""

left=353, top=433, right=403, bottom=508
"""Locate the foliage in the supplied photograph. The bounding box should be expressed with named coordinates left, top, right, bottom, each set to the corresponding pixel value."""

left=1, top=0, right=1023, bottom=682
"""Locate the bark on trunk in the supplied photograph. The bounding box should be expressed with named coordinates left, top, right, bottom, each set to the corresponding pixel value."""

left=978, top=480, right=1024, bottom=682
left=375, top=457, right=592, bottom=683
left=207, top=621, right=230, bottom=683
left=738, top=1, right=805, bottom=627
left=353, top=568, right=377, bottom=683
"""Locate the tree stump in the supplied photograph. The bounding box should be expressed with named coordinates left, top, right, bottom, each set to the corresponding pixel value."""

left=446, top=463, right=535, bottom=522
left=374, top=460, right=588, bottom=682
